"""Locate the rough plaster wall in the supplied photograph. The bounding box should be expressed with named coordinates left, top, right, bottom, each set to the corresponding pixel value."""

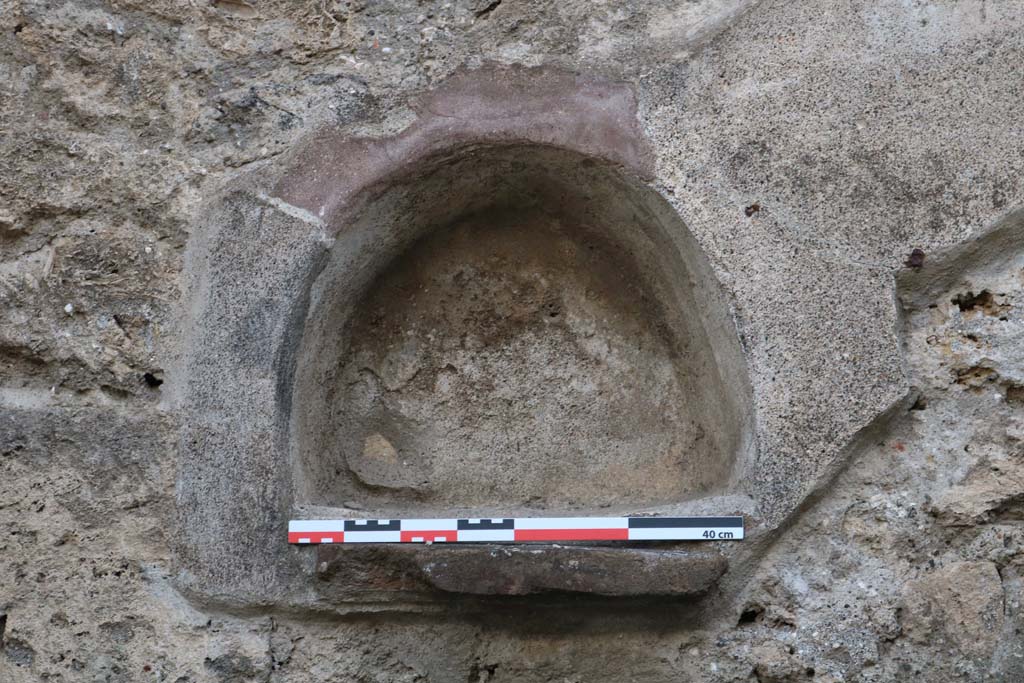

left=1, top=1, right=1023, bottom=682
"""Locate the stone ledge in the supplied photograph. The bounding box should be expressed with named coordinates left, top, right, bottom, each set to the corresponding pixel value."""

left=314, top=544, right=727, bottom=599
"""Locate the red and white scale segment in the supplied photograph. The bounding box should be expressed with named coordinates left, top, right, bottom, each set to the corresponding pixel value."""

left=288, top=516, right=744, bottom=544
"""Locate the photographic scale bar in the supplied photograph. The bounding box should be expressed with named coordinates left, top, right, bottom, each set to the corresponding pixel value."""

left=288, top=516, right=744, bottom=544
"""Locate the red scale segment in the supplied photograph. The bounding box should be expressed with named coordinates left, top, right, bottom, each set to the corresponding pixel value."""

left=513, top=528, right=629, bottom=542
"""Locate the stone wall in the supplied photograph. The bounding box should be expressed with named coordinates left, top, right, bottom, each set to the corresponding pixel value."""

left=2, top=1, right=1023, bottom=681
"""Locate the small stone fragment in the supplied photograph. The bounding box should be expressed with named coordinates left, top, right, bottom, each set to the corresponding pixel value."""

left=750, top=641, right=806, bottom=683
left=930, top=460, right=1024, bottom=525
left=362, top=433, right=398, bottom=464
left=899, top=561, right=1004, bottom=661
left=904, top=248, right=926, bottom=269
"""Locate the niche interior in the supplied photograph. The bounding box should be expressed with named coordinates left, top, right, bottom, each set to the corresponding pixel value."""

left=290, top=144, right=752, bottom=518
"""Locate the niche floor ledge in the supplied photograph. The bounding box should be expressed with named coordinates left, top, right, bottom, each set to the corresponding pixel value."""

left=314, top=544, right=728, bottom=599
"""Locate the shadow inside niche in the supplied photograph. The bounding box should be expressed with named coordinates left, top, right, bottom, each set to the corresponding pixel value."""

left=291, top=144, right=755, bottom=518
left=331, top=206, right=718, bottom=510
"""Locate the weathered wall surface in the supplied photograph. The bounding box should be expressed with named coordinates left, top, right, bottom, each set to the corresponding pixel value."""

left=2, top=0, right=1023, bottom=681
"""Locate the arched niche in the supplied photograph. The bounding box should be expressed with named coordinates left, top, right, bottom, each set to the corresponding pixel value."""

left=291, top=144, right=754, bottom=515
left=175, top=65, right=758, bottom=609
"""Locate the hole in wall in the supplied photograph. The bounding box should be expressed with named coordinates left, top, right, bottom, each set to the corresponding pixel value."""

left=952, top=289, right=993, bottom=312
left=738, top=606, right=763, bottom=626
left=951, top=289, right=1011, bottom=317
